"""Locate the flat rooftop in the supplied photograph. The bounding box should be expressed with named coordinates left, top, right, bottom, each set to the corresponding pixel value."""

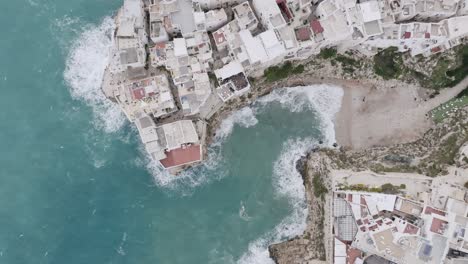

left=171, top=0, right=196, bottom=35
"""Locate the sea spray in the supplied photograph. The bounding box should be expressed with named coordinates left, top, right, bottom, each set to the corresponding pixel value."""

left=144, top=106, right=258, bottom=191
left=256, top=85, right=343, bottom=146
left=213, top=107, right=259, bottom=144
left=238, top=85, right=343, bottom=263
left=238, top=138, right=311, bottom=264
left=64, top=17, right=126, bottom=133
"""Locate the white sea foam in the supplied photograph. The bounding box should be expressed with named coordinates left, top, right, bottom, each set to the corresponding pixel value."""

left=214, top=106, right=258, bottom=144
left=143, top=85, right=342, bottom=196
left=256, top=85, right=343, bottom=146
left=63, top=17, right=126, bottom=133
left=238, top=138, right=310, bottom=264
left=142, top=143, right=227, bottom=195
left=238, top=85, right=343, bottom=264
left=143, top=106, right=258, bottom=192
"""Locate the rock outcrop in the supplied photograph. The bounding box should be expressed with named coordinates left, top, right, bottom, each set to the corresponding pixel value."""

left=268, top=152, right=332, bottom=264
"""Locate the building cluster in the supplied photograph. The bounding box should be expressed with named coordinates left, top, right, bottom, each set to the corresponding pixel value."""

left=102, top=0, right=468, bottom=171
left=332, top=180, right=468, bottom=264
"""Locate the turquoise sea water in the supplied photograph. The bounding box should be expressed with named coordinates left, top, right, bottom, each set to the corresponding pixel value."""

left=0, top=1, right=343, bottom=263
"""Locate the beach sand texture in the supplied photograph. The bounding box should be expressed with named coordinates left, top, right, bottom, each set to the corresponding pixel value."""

left=334, top=76, right=468, bottom=149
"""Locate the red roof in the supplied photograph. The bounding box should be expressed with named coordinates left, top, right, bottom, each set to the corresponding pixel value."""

left=310, top=20, right=324, bottom=34
left=347, top=247, right=363, bottom=264
left=360, top=195, right=367, bottom=206
left=155, top=42, right=166, bottom=49
left=277, top=0, right=292, bottom=21
left=132, top=88, right=145, bottom=100
left=160, top=144, right=202, bottom=168
left=295, top=27, right=311, bottom=41
left=425, top=32, right=431, bottom=38
left=403, top=32, right=411, bottom=39
left=431, top=46, right=442, bottom=53
left=424, top=206, right=446, bottom=216
left=430, top=218, right=448, bottom=234
left=403, top=223, right=419, bottom=234
left=213, top=31, right=226, bottom=45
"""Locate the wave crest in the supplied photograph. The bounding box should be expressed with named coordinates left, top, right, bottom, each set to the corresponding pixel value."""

left=238, top=85, right=343, bottom=263
left=142, top=106, right=259, bottom=193
left=238, top=138, right=311, bottom=264
left=214, top=107, right=258, bottom=144
left=256, top=85, right=343, bottom=146
left=63, top=17, right=126, bottom=133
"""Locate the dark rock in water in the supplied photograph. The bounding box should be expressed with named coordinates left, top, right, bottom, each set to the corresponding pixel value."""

left=333, top=143, right=338, bottom=147
left=295, top=155, right=308, bottom=178
left=319, top=140, right=323, bottom=144
left=268, top=246, right=280, bottom=264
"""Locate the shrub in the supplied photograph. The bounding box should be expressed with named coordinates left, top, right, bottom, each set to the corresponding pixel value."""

left=264, top=62, right=305, bottom=82
left=313, top=173, right=328, bottom=200
left=373, top=47, right=403, bottom=80
left=319, top=47, right=337, bottom=59
left=381, top=183, right=400, bottom=194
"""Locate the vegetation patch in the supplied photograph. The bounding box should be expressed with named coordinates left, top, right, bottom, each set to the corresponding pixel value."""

left=419, top=134, right=466, bottom=176
left=335, top=54, right=361, bottom=73
left=312, top=172, right=328, bottom=200
left=413, top=45, right=468, bottom=89
left=264, top=61, right=305, bottom=82
left=428, top=135, right=459, bottom=165
left=369, top=163, right=419, bottom=174
left=373, top=47, right=403, bottom=80
left=339, top=183, right=404, bottom=194
left=319, top=47, right=337, bottom=59
left=421, top=59, right=452, bottom=88
left=430, top=87, right=468, bottom=123
left=446, top=45, right=468, bottom=86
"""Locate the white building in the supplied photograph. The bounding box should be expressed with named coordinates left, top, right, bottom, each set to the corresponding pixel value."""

left=252, top=0, right=287, bottom=30
left=135, top=117, right=203, bottom=168
left=194, top=8, right=229, bottom=32
left=115, top=74, right=176, bottom=121
left=215, top=61, right=251, bottom=101
left=109, top=0, right=148, bottom=76
left=193, top=0, right=245, bottom=9
left=232, top=1, right=259, bottom=32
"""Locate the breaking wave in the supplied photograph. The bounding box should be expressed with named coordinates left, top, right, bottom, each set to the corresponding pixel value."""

left=238, top=85, right=343, bottom=264
left=63, top=17, right=126, bottom=133
left=213, top=106, right=258, bottom=144
left=238, top=138, right=311, bottom=264
left=142, top=146, right=227, bottom=196
left=144, top=85, right=342, bottom=198
left=143, top=107, right=258, bottom=193
left=255, top=85, right=343, bottom=146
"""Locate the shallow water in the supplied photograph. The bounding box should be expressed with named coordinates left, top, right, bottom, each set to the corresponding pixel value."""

left=0, top=1, right=342, bottom=263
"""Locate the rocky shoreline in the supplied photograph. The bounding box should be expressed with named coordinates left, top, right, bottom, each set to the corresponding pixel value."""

left=268, top=151, right=332, bottom=264
left=266, top=107, right=468, bottom=263
left=199, top=59, right=468, bottom=262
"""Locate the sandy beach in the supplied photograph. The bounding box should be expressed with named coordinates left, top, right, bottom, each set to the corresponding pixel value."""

left=333, top=76, right=468, bottom=149
left=206, top=74, right=468, bottom=150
